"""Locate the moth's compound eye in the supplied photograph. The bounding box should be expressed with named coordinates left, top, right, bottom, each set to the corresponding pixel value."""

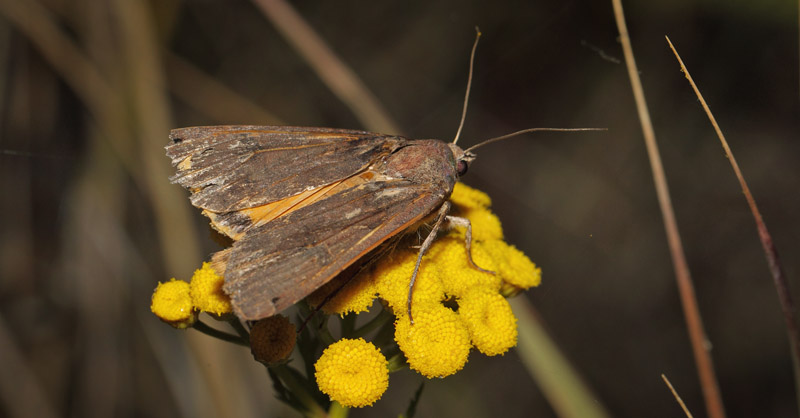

left=456, top=160, right=469, bottom=176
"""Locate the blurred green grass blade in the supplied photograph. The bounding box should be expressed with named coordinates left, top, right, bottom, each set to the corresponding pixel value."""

left=511, top=297, right=610, bottom=418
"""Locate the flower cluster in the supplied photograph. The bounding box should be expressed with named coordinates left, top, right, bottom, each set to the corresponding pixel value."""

left=151, top=262, right=232, bottom=327
left=152, top=183, right=541, bottom=412
left=310, top=183, right=540, bottom=383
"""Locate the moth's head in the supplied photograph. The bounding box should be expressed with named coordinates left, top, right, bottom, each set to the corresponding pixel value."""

left=448, top=143, right=476, bottom=178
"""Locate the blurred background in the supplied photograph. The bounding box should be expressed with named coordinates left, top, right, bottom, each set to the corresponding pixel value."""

left=0, top=0, right=798, bottom=416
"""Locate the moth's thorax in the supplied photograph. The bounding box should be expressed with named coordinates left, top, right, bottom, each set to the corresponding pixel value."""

left=384, top=140, right=459, bottom=194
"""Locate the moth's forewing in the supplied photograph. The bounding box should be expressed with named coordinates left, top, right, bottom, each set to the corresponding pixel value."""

left=167, top=126, right=402, bottom=212
left=166, top=126, right=461, bottom=321
left=167, top=126, right=405, bottom=241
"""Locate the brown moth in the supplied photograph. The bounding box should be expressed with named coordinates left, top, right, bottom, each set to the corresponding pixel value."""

left=166, top=125, right=477, bottom=321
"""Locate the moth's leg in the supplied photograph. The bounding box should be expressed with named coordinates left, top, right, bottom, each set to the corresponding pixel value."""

left=407, top=202, right=451, bottom=324
left=445, top=216, right=495, bottom=275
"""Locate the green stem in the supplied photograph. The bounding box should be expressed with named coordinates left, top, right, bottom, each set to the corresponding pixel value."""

left=371, top=312, right=397, bottom=348
left=351, top=309, right=393, bottom=339
left=317, top=319, right=336, bottom=346
left=192, top=320, right=248, bottom=346
left=328, top=401, right=349, bottom=418
left=271, top=364, right=327, bottom=418
left=227, top=317, right=251, bottom=344
left=386, top=353, right=407, bottom=373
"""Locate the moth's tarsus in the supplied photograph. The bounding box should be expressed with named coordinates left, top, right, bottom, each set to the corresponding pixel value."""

left=445, top=215, right=495, bottom=275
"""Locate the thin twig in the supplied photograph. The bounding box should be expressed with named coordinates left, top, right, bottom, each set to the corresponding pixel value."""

left=610, top=2, right=726, bottom=418
left=251, top=0, right=400, bottom=134
left=666, top=35, right=800, bottom=414
left=661, top=374, right=694, bottom=418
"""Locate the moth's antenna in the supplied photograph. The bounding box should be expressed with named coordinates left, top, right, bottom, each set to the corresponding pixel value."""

left=452, top=27, right=481, bottom=145
left=465, top=127, right=607, bottom=153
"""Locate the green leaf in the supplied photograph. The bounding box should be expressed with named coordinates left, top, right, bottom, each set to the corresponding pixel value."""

left=399, top=381, right=425, bottom=418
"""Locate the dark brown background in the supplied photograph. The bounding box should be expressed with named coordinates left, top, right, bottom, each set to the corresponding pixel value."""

left=0, top=0, right=798, bottom=417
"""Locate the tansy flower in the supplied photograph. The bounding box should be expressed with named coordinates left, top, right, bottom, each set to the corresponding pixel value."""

left=314, top=338, right=389, bottom=408
left=454, top=206, right=504, bottom=241
left=371, top=249, right=446, bottom=313
left=151, top=279, right=197, bottom=328
left=250, top=315, right=296, bottom=365
left=306, top=270, right=376, bottom=317
left=480, top=239, right=542, bottom=296
left=449, top=183, right=504, bottom=241
left=458, top=288, right=518, bottom=356
left=425, top=235, right=502, bottom=298
left=189, top=262, right=232, bottom=315
left=394, top=304, right=471, bottom=378
left=449, top=182, right=492, bottom=209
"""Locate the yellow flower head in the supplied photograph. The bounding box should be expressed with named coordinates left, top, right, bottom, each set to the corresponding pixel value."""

left=372, top=249, right=445, bottom=313
left=394, top=305, right=471, bottom=378
left=314, top=338, right=389, bottom=408
left=189, top=262, right=232, bottom=315
left=250, top=315, right=296, bottom=365
left=458, top=288, right=517, bottom=356
left=480, top=239, right=542, bottom=296
left=307, top=271, right=376, bottom=317
left=151, top=279, right=197, bottom=328
left=426, top=236, right=502, bottom=298
left=449, top=183, right=504, bottom=241
left=458, top=207, right=504, bottom=241
left=450, top=182, right=491, bottom=209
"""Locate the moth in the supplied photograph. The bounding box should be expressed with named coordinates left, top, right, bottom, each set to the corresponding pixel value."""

left=166, top=33, right=597, bottom=322
left=167, top=125, right=488, bottom=321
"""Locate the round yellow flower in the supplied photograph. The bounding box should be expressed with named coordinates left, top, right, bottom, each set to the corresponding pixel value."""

left=480, top=239, right=542, bottom=296
left=449, top=183, right=503, bottom=241
left=250, top=315, right=296, bottom=365
left=314, top=338, right=389, bottom=408
left=458, top=288, right=517, bottom=356
left=189, top=262, right=231, bottom=315
left=151, top=279, right=196, bottom=328
left=306, top=271, right=376, bottom=317
left=394, top=305, right=471, bottom=378
left=426, top=236, right=501, bottom=297
left=450, top=182, right=491, bottom=209
left=372, top=250, right=445, bottom=313
left=458, top=207, right=504, bottom=241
